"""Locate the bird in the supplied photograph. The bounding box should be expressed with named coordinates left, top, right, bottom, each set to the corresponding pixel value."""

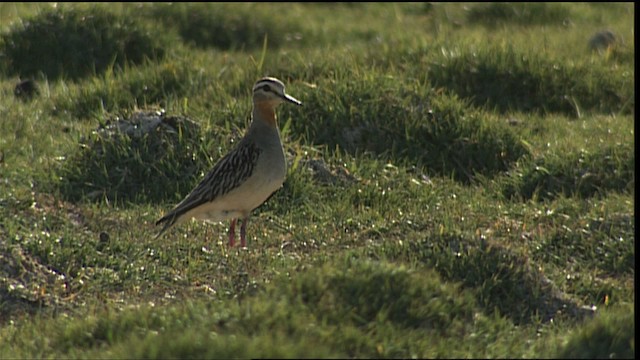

left=155, top=77, right=302, bottom=247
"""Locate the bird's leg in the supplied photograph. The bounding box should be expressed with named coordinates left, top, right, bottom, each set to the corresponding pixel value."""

left=240, top=217, right=248, bottom=248
left=229, top=218, right=237, bottom=247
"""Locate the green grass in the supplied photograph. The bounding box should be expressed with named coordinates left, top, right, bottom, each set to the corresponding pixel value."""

left=0, top=2, right=634, bottom=358
left=0, top=6, right=167, bottom=81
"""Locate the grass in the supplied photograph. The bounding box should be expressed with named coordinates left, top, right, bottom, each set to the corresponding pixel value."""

left=0, top=6, right=167, bottom=81
left=0, top=2, right=634, bottom=358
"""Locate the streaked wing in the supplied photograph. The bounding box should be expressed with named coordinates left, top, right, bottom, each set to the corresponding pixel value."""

left=156, top=139, right=261, bottom=227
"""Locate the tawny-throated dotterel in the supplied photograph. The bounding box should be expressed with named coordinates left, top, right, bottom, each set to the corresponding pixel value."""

left=155, top=77, right=301, bottom=247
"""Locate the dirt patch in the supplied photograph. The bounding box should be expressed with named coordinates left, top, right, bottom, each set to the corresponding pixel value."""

left=0, top=242, right=69, bottom=322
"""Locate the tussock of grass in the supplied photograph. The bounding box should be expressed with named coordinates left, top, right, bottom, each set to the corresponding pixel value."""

left=286, top=259, right=475, bottom=331
left=287, top=76, right=529, bottom=182
left=428, top=46, right=634, bottom=116
left=57, top=111, right=207, bottom=204
left=502, top=142, right=634, bottom=200
left=377, top=234, right=590, bottom=325
left=558, top=304, right=635, bottom=359
left=0, top=7, right=166, bottom=81
left=147, top=3, right=307, bottom=50
left=467, top=2, right=571, bottom=27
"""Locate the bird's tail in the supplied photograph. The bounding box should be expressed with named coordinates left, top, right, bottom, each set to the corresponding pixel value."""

left=154, top=213, right=179, bottom=239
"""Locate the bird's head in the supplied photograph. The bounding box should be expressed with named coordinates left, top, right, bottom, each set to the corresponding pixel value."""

left=252, top=77, right=302, bottom=107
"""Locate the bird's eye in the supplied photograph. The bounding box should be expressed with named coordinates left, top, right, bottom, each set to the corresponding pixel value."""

left=262, top=84, right=271, bottom=92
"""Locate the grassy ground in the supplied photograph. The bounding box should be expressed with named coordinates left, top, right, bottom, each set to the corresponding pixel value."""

left=0, top=2, right=634, bottom=358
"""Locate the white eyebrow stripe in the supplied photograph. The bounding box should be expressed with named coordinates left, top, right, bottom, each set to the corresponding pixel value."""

left=253, top=79, right=283, bottom=92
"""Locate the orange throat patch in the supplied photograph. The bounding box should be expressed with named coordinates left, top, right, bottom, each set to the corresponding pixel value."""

left=254, top=102, right=278, bottom=127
